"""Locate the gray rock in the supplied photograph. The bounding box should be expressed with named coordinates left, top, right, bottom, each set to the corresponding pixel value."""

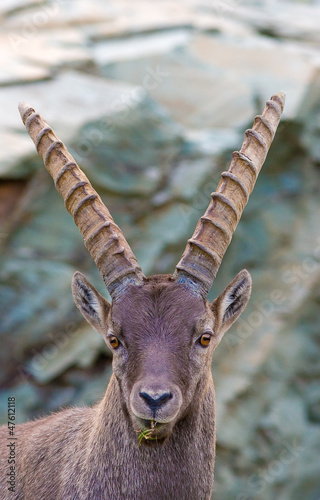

left=0, top=0, right=42, bottom=18
left=0, top=36, right=50, bottom=85
left=92, top=29, right=191, bottom=64
left=72, top=95, right=184, bottom=196
left=0, top=258, right=76, bottom=376
left=101, top=49, right=255, bottom=130
left=0, top=384, right=40, bottom=425
left=27, top=324, right=108, bottom=384
left=188, top=32, right=318, bottom=121
left=7, top=29, right=92, bottom=70
left=233, top=0, right=320, bottom=44
left=70, top=365, right=113, bottom=408
left=0, top=71, right=148, bottom=177
left=298, top=67, right=320, bottom=163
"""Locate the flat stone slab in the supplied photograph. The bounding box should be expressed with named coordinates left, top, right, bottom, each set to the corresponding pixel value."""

left=0, top=71, right=145, bottom=177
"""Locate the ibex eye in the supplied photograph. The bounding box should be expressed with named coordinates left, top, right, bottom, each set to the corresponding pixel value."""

left=109, top=336, right=120, bottom=349
left=199, top=333, right=212, bottom=347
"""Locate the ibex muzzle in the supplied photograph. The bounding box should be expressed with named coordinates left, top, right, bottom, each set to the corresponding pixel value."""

left=0, top=92, right=285, bottom=500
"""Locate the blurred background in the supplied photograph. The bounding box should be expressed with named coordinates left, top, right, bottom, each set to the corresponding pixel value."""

left=0, top=0, right=320, bottom=498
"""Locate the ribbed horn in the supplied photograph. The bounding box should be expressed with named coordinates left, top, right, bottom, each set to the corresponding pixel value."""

left=18, top=102, right=145, bottom=299
left=173, top=91, right=286, bottom=296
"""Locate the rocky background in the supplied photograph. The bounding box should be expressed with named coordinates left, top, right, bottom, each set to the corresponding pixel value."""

left=1, top=0, right=320, bottom=498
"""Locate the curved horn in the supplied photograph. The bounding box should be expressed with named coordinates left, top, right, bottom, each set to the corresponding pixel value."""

left=19, top=102, right=145, bottom=299
left=173, top=91, right=286, bottom=296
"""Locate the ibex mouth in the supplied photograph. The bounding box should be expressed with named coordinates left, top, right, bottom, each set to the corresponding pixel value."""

left=135, top=419, right=171, bottom=445
left=137, top=420, right=157, bottom=445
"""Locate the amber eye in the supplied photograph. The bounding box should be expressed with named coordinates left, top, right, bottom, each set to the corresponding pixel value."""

left=199, top=333, right=212, bottom=347
left=108, top=336, right=120, bottom=349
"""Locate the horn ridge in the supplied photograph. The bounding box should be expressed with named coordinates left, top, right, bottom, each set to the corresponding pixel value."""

left=173, top=91, right=286, bottom=296
left=18, top=102, right=145, bottom=298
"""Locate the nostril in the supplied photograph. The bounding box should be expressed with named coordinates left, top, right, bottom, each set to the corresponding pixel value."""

left=139, top=391, right=173, bottom=411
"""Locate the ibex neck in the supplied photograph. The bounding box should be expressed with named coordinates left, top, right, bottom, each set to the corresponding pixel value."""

left=85, top=373, right=216, bottom=500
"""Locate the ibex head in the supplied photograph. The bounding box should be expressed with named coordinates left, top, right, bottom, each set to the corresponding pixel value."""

left=19, top=92, right=285, bottom=444
left=71, top=269, right=251, bottom=442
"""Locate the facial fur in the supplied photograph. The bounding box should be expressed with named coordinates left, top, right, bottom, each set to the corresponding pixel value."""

left=72, top=270, right=252, bottom=443
left=107, top=280, right=217, bottom=441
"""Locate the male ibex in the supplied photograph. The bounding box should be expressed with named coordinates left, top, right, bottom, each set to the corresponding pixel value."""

left=0, top=92, right=285, bottom=499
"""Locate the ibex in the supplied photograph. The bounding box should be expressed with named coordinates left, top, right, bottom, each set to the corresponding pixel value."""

left=0, top=92, right=285, bottom=499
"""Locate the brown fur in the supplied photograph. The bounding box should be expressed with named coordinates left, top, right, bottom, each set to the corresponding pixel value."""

left=0, top=272, right=251, bottom=499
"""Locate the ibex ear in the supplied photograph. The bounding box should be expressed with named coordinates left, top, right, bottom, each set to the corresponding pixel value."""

left=211, top=269, right=252, bottom=342
left=72, top=271, right=111, bottom=335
